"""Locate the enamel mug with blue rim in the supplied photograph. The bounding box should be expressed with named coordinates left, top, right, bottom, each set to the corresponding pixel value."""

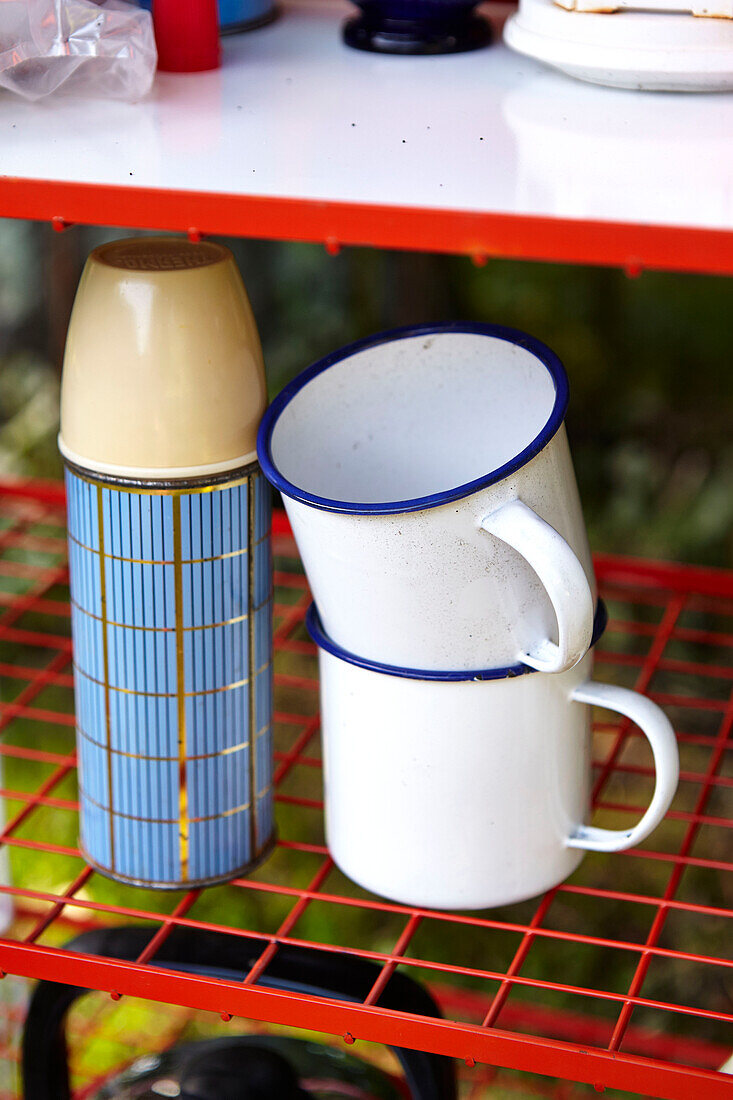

left=60, top=238, right=274, bottom=889
left=258, top=323, right=596, bottom=678
left=308, top=606, right=679, bottom=911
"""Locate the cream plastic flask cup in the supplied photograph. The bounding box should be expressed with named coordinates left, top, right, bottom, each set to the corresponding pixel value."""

left=60, top=237, right=274, bottom=888
left=258, top=323, right=596, bottom=677
left=307, top=605, right=679, bottom=911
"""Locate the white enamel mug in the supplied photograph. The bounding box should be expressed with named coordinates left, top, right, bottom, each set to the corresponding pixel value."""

left=258, top=324, right=596, bottom=675
left=307, top=606, right=679, bottom=911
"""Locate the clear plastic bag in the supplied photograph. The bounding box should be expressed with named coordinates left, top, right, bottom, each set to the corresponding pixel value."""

left=0, top=0, right=156, bottom=101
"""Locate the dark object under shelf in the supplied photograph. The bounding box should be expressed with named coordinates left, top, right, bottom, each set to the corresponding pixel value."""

left=22, top=925, right=457, bottom=1100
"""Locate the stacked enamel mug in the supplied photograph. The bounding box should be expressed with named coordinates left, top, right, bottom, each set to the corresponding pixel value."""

left=258, top=324, right=679, bottom=911
left=61, top=238, right=274, bottom=889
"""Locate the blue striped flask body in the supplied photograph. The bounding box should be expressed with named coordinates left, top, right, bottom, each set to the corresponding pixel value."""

left=65, top=462, right=274, bottom=888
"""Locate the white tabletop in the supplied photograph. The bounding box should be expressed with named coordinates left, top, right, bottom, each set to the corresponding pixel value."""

left=2, top=1, right=733, bottom=254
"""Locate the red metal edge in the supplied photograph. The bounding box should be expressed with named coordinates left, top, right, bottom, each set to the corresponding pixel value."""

left=593, top=553, right=733, bottom=600
left=4, top=177, right=733, bottom=275
left=0, top=940, right=730, bottom=1100
left=0, top=477, right=65, bottom=508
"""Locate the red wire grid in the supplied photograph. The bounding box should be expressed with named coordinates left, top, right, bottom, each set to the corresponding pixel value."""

left=0, top=479, right=731, bottom=1099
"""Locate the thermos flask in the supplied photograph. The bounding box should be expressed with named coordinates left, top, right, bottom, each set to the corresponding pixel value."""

left=60, top=237, right=274, bottom=888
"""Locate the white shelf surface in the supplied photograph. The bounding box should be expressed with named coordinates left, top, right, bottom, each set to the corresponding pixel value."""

left=3, top=0, right=733, bottom=249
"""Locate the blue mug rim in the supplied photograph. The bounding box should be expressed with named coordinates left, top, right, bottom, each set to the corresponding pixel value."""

left=256, top=321, right=570, bottom=517
left=306, top=599, right=608, bottom=682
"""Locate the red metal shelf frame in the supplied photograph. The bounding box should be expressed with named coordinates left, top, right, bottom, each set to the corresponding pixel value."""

left=0, top=480, right=731, bottom=1099
left=5, top=177, right=733, bottom=277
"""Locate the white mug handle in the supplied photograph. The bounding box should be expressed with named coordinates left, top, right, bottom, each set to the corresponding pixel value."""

left=566, top=681, right=679, bottom=852
left=480, top=498, right=595, bottom=673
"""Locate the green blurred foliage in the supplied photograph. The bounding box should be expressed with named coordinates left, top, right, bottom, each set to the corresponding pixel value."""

left=1, top=220, right=731, bottom=564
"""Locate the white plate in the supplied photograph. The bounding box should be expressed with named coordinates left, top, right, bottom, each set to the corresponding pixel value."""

left=504, top=0, right=733, bottom=91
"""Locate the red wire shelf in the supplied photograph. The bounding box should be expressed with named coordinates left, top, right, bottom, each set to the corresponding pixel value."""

left=0, top=479, right=731, bottom=1099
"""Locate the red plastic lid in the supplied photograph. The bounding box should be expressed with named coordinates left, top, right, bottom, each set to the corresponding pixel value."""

left=153, top=0, right=221, bottom=73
